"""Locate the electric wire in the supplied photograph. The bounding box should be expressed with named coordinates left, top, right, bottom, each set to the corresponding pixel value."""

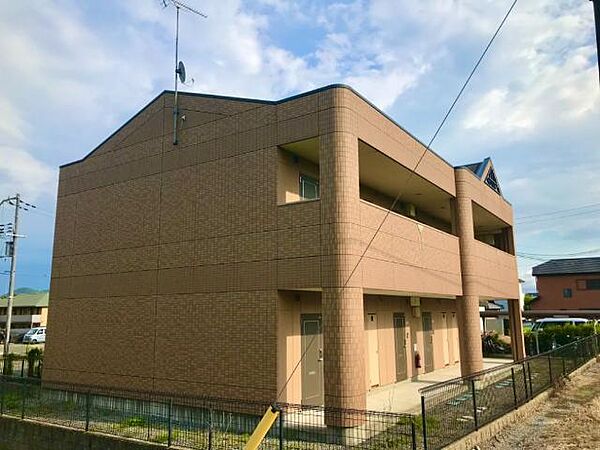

left=275, top=0, right=520, bottom=402
left=516, top=202, right=600, bottom=220
left=343, top=0, right=519, bottom=289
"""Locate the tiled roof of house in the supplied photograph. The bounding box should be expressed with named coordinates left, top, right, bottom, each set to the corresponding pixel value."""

left=0, top=292, right=49, bottom=308
left=532, top=257, right=600, bottom=276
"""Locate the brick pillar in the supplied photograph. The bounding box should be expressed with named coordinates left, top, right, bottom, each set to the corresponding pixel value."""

left=509, top=299, right=526, bottom=360
left=319, top=124, right=366, bottom=426
left=455, top=171, right=484, bottom=375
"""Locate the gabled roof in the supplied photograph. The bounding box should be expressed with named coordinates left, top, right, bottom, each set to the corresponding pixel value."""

left=532, top=257, right=600, bottom=276
left=0, top=292, right=49, bottom=308
left=456, top=157, right=502, bottom=196
left=61, top=84, right=456, bottom=170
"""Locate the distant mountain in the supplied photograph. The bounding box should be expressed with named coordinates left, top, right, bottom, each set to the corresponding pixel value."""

left=1, top=287, right=49, bottom=298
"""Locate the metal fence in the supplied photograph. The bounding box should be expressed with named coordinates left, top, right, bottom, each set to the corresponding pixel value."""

left=0, top=376, right=417, bottom=450
left=0, top=355, right=43, bottom=379
left=419, top=333, right=600, bottom=450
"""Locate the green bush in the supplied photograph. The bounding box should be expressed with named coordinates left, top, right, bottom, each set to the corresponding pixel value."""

left=2, top=353, right=19, bottom=376
left=26, top=347, right=43, bottom=378
left=525, top=324, right=598, bottom=355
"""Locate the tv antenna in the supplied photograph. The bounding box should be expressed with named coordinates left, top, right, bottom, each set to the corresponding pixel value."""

left=162, top=0, right=207, bottom=145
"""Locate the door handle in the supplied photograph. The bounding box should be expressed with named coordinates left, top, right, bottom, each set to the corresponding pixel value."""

left=318, top=349, right=323, bottom=361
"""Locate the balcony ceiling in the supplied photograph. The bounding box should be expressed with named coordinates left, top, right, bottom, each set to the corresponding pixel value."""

left=358, top=141, right=453, bottom=224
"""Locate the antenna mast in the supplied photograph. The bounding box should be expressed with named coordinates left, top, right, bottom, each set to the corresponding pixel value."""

left=163, top=0, right=207, bottom=145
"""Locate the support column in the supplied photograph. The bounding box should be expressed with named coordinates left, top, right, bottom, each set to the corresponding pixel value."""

left=319, top=120, right=366, bottom=426
left=509, top=299, right=526, bottom=360
left=455, top=171, right=484, bottom=375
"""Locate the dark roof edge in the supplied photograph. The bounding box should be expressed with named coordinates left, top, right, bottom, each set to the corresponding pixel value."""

left=60, top=91, right=167, bottom=169
left=60, top=83, right=456, bottom=169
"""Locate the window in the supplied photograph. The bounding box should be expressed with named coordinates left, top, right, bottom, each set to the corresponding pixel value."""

left=299, top=175, right=319, bottom=200
left=586, top=279, right=600, bottom=290
left=563, top=288, right=572, bottom=298
left=484, top=168, right=501, bottom=195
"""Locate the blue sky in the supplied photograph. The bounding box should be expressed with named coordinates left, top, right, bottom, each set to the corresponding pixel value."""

left=0, top=0, right=598, bottom=293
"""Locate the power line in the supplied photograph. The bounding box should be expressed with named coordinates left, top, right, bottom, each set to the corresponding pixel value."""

left=343, top=0, right=519, bottom=288
left=516, top=208, right=600, bottom=225
left=516, top=202, right=600, bottom=220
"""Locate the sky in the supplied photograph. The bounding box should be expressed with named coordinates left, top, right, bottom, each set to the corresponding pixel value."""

left=0, top=0, right=598, bottom=293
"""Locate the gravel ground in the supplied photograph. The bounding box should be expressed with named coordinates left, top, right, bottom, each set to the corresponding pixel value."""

left=480, top=359, right=600, bottom=450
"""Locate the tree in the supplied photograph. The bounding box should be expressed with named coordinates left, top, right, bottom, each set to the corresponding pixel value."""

left=524, top=293, right=538, bottom=310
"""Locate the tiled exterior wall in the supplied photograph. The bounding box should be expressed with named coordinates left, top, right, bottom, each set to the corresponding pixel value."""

left=46, top=85, right=520, bottom=408
left=359, top=201, right=462, bottom=296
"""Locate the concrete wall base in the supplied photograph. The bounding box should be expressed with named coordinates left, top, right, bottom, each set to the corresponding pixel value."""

left=0, top=415, right=163, bottom=450
left=444, top=358, right=598, bottom=450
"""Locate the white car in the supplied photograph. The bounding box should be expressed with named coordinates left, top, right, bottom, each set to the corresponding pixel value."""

left=531, top=317, right=590, bottom=331
left=22, top=327, right=46, bottom=344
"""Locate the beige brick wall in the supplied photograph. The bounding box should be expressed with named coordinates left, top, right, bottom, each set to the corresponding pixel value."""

left=46, top=85, right=519, bottom=407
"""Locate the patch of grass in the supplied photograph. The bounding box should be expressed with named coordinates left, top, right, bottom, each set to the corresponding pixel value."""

left=119, top=415, right=147, bottom=428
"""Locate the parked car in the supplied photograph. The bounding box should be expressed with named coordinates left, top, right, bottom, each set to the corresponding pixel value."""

left=22, top=327, right=46, bottom=344
left=531, top=317, right=590, bottom=331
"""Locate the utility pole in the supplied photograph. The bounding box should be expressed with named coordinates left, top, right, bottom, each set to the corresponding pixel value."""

left=1, top=194, right=34, bottom=355
left=592, top=0, right=600, bottom=84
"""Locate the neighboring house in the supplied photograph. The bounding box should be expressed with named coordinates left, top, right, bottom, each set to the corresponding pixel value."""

left=530, top=257, right=600, bottom=318
left=480, top=300, right=510, bottom=337
left=0, top=292, right=49, bottom=335
left=480, top=279, right=525, bottom=338
left=44, top=85, right=523, bottom=421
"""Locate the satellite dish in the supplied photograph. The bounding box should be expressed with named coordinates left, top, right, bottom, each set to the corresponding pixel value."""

left=177, top=61, right=186, bottom=83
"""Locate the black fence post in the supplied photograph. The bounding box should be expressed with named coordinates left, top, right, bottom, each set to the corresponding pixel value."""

left=20, top=359, right=24, bottom=378
left=167, top=399, right=173, bottom=447
left=208, top=407, right=213, bottom=450
left=0, top=378, right=4, bottom=416
left=278, top=408, right=284, bottom=450
left=411, top=419, right=417, bottom=450
left=522, top=362, right=529, bottom=400
left=527, top=362, right=533, bottom=396
left=562, top=355, right=566, bottom=375
left=548, top=354, right=553, bottom=385
left=85, top=391, right=91, bottom=432
left=421, top=395, right=428, bottom=450
left=20, top=382, right=26, bottom=419
left=470, top=379, right=479, bottom=431
left=511, top=367, right=518, bottom=409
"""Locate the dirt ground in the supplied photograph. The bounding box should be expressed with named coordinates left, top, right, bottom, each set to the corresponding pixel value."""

left=480, top=359, right=600, bottom=450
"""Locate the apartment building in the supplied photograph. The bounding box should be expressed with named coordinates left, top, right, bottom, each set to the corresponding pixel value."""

left=0, top=292, right=49, bottom=335
left=44, top=85, right=523, bottom=422
left=530, top=257, right=600, bottom=318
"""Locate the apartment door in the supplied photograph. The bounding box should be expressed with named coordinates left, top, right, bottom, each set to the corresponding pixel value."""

left=366, top=313, right=380, bottom=387
left=442, top=313, right=450, bottom=366
left=422, top=312, right=434, bottom=373
left=393, top=313, right=408, bottom=382
left=301, top=315, right=323, bottom=405
left=451, top=312, right=460, bottom=363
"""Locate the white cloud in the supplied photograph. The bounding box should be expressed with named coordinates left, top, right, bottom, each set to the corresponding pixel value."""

left=0, top=146, right=56, bottom=201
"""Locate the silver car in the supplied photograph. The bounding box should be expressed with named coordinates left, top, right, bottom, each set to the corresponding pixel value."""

left=22, top=327, right=46, bottom=344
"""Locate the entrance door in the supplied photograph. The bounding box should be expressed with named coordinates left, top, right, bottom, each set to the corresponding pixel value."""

left=393, top=313, right=408, bottom=381
left=301, top=315, right=323, bottom=405
left=451, top=312, right=460, bottom=362
left=366, top=313, right=380, bottom=387
left=442, top=313, right=450, bottom=366
left=422, top=312, right=434, bottom=373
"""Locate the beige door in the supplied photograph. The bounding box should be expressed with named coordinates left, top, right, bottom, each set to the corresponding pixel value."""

left=451, top=312, right=460, bottom=363
left=442, top=313, right=450, bottom=366
left=301, top=315, right=323, bottom=405
left=366, top=313, right=380, bottom=387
